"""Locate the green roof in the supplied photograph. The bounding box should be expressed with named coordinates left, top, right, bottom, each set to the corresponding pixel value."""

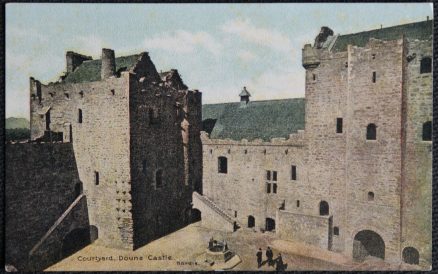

left=332, top=20, right=433, bottom=52
left=63, top=54, right=141, bottom=83
left=202, top=98, right=305, bottom=141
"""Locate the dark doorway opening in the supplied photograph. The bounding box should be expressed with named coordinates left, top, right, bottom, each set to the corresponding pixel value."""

left=353, top=230, right=385, bottom=261
left=319, top=201, right=329, bottom=216
left=265, top=218, right=275, bottom=232
left=403, top=247, right=419, bottom=265
left=191, top=208, right=201, bottom=222
left=248, top=215, right=255, bottom=228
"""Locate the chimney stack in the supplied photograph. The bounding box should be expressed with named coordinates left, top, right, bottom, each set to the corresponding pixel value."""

left=66, top=51, right=92, bottom=74
left=101, top=48, right=116, bottom=79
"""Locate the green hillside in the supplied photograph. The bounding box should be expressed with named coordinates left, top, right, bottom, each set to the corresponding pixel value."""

left=6, top=117, right=29, bottom=129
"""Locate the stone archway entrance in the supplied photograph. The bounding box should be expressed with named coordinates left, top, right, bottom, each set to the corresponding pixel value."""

left=402, top=247, right=419, bottom=265
left=353, top=230, right=385, bottom=261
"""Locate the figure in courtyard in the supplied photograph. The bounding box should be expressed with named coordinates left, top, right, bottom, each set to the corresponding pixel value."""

left=275, top=253, right=286, bottom=271
left=208, top=237, right=214, bottom=249
left=256, top=248, right=263, bottom=268
left=266, top=246, right=274, bottom=266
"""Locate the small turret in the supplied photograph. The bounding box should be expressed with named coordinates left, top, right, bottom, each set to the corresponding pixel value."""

left=101, top=48, right=116, bottom=79
left=302, top=44, right=320, bottom=69
left=239, top=86, right=251, bottom=107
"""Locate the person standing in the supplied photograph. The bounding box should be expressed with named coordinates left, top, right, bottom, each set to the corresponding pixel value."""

left=256, top=248, right=263, bottom=268
left=275, top=253, right=284, bottom=271
left=266, top=246, right=273, bottom=266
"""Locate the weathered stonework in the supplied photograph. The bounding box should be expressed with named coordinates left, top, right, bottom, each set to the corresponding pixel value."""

left=28, top=49, right=202, bottom=251
left=5, top=143, right=90, bottom=271
left=200, top=20, right=432, bottom=268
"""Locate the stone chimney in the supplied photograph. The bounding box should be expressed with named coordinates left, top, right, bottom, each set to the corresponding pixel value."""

left=239, top=86, right=251, bottom=107
left=101, top=48, right=116, bottom=79
left=66, top=51, right=92, bottom=73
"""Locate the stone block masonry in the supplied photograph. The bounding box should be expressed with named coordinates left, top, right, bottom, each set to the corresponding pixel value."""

left=5, top=143, right=90, bottom=271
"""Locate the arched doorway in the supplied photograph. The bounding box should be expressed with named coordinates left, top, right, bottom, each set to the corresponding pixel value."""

left=248, top=215, right=255, bottom=228
left=62, top=228, right=91, bottom=257
left=265, top=218, right=275, bottom=232
left=403, top=247, right=419, bottom=265
left=353, top=230, right=385, bottom=261
left=319, top=201, right=329, bottom=216
left=191, top=208, right=201, bottom=222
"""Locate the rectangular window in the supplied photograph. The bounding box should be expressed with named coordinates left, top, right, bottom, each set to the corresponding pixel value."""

left=291, top=165, right=297, bottom=180
left=266, top=183, right=271, bottom=193
left=218, top=157, right=228, bottom=173
left=273, top=183, right=277, bottom=194
left=296, top=200, right=300, bottom=207
left=266, top=170, right=271, bottom=180
left=336, top=118, right=343, bottom=133
left=372, top=71, right=376, bottom=83
left=95, top=171, right=99, bottom=185
left=78, top=109, right=83, bottom=123
left=272, top=171, right=277, bottom=181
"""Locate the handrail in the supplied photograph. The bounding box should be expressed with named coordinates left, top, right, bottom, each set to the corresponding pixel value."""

left=29, top=194, right=85, bottom=256
left=193, top=192, right=235, bottom=224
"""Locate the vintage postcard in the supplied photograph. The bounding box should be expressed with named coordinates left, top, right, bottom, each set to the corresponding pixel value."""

left=5, top=3, right=433, bottom=271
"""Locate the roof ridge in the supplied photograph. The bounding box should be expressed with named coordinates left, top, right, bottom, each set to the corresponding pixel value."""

left=338, top=20, right=431, bottom=37
left=203, top=97, right=305, bottom=106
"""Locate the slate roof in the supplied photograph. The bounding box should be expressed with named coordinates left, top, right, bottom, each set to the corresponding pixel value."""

left=332, top=20, right=433, bottom=52
left=63, top=54, right=141, bottom=83
left=202, top=98, right=305, bottom=141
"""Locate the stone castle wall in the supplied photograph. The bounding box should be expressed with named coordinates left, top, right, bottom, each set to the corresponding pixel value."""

left=400, top=38, right=432, bottom=266
left=128, top=68, right=201, bottom=248
left=30, top=73, right=133, bottom=249
left=202, top=132, right=307, bottom=231
left=201, top=34, right=432, bottom=267
left=5, top=143, right=89, bottom=270
left=343, top=38, right=405, bottom=262
left=28, top=50, right=202, bottom=250
left=303, top=48, right=349, bottom=253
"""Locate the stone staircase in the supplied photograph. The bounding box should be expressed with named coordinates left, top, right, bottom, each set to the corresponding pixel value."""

left=192, top=192, right=239, bottom=232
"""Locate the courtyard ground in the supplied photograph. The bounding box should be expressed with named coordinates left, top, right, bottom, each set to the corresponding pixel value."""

left=46, top=222, right=422, bottom=271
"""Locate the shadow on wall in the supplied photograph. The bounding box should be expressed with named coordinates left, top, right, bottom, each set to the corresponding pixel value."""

left=62, top=225, right=99, bottom=258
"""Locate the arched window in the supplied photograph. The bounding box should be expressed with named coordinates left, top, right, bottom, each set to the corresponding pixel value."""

left=319, top=201, right=329, bottom=216
left=422, top=121, right=432, bottom=141
left=366, top=123, right=377, bottom=140
left=368, top=191, right=375, bottom=201
left=248, top=215, right=255, bottom=228
left=155, top=169, right=163, bottom=188
left=218, top=156, right=227, bottom=173
left=420, top=57, right=432, bottom=74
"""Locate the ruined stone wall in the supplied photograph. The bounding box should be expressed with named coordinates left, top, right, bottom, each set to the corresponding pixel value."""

left=400, top=38, right=432, bottom=267
left=202, top=132, right=307, bottom=232
left=343, top=39, right=405, bottom=263
left=303, top=49, right=349, bottom=252
left=5, top=143, right=87, bottom=270
left=29, top=74, right=133, bottom=249
left=277, top=210, right=332, bottom=250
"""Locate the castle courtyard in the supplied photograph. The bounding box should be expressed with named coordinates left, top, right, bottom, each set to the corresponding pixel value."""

left=46, top=223, right=420, bottom=271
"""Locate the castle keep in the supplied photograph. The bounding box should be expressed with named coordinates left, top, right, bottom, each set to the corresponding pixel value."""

left=197, top=20, right=432, bottom=267
left=7, top=48, right=203, bottom=269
